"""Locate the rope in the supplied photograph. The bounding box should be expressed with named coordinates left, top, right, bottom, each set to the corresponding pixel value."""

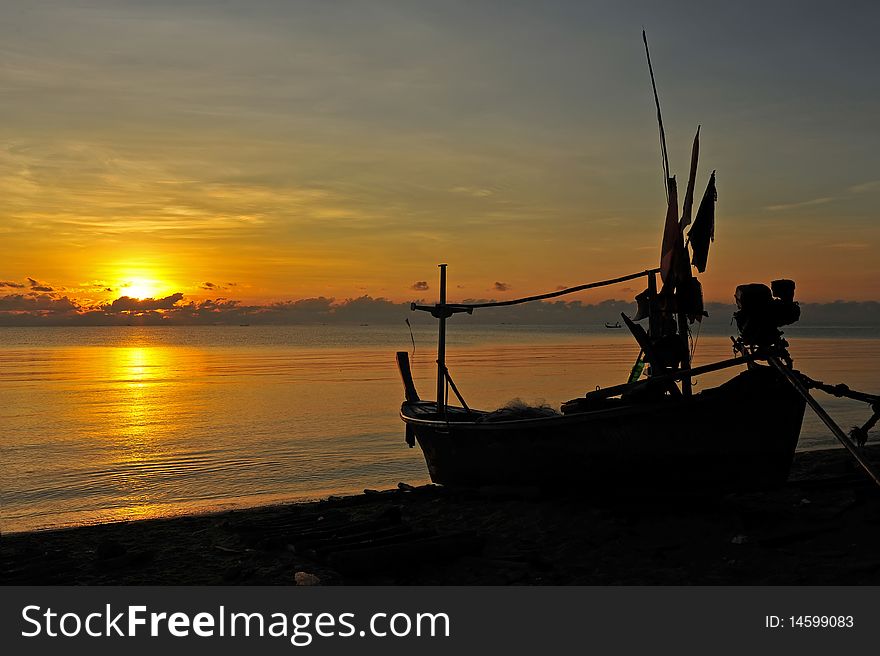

left=405, top=317, right=416, bottom=358
left=689, top=320, right=704, bottom=388
left=798, top=373, right=879, bottom=405
left=444, top=269, right=660, bottom=311
left=444, top=367, right=471, bottom=413
left=795, top=370, right=880, bottom=447
left=690, top=317, right=703, bottom=362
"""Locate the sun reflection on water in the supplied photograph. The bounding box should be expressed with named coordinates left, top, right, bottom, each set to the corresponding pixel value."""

left=116, top=346, right=166, bottom=440
left=94, top=344, right=196, bottom=524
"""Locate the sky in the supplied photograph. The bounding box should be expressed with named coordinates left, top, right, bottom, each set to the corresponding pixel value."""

left=1, top=0, right=879, bottom=324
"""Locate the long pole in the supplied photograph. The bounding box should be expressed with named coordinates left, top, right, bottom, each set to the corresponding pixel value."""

left=594, top=353, right=756, bottom=401
left=768, top=356, right=880, bottom=489
left=643, top=29, right=670, bottom=197
left=436, top=264, right=447, bottom=412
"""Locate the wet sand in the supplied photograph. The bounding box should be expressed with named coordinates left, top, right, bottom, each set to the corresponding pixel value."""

left=3, top=445, right=880, bottom=585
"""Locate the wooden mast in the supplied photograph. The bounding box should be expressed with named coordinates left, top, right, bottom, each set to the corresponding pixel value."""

left=643, top=30, right=692, bottom=395
left=643, top=30, right=670, bottom=194
left=677, top=128, right=701, bottom=397
left=436, top=263, right=448, bottom=413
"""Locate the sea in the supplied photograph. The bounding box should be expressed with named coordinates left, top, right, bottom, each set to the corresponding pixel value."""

left=1, top=323, right=878, bottom=533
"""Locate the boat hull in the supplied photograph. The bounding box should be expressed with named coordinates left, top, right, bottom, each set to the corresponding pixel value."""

left=401, top=367, right=806, bottom=492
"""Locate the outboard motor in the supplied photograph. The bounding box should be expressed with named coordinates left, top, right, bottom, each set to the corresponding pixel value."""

left=734, top=279, right=800, bottom=348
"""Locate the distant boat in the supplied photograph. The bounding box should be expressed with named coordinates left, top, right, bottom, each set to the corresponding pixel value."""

left=239, top=323, right=250, bottom=327
left=604, top=321, right=622, bottom=329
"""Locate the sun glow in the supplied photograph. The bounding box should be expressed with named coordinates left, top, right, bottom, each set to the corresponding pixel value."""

left=122, top=278, right=161, bottom=300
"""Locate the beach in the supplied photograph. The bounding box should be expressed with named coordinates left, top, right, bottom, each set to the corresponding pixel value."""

left=3, top=444, right=880, bottom=586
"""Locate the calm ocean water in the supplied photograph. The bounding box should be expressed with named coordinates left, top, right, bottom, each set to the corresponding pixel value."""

left=1, top=324, right=878, bottom=533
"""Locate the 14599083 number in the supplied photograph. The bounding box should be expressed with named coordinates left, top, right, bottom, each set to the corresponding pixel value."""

left=791, top=616, right=854, bottom=628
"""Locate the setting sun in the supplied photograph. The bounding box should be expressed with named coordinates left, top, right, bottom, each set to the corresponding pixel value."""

left=122, top=278, right=161, bottom=300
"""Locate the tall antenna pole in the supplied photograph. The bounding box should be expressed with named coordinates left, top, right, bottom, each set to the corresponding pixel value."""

left=643, top=30, right=670, bottom=198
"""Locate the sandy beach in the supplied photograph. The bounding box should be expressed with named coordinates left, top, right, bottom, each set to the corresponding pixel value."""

left=3, top=444, right=880, bottom=586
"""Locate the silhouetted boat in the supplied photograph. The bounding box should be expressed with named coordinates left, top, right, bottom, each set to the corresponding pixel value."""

left=604, top=321, right=622, bottom=329
left=395, top=34, right=880, bottom=494
left=396, top=261, right=815, bottom=493
left=398, top=354, right=805, bottom=491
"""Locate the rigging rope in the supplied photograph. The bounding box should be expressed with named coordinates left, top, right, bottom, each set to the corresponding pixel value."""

left=690, top=319, right=703, bottom=362
left=795, top=371, right=880, bottom=447
left=405, top=317, right=416, bottom=358
left=442, top=269, right=660, bottom=311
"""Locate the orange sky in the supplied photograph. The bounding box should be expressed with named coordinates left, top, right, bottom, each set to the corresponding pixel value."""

left=2, top=1, right=879, bottom=313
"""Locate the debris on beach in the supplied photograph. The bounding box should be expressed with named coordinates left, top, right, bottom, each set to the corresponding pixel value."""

left=294, top=571, right=321, bottom=586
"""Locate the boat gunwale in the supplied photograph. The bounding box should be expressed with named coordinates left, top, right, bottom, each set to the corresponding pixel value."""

left=402, top=394, right=694, bottom=430
left=399, top=363, right=793, bottom=431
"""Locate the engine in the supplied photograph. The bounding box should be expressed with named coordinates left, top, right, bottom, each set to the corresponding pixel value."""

left=734, top=279, right=800, bottom=348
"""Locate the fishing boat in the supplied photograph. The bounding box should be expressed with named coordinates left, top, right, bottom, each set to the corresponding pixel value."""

left=604, top=321, right=622, bottom=329
left=397, top=269, right=878, bottom=492
left=396, top=268, right=807, bottom=492
left=395, top=33, right=880, bottom=493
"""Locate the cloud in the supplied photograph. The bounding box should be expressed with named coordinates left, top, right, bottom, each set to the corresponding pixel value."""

left=765, top=197, right=834, bottom=212
left=848, top=180, right=880, bottom=194
left=0, top=280, right=26, bottom=288
left=0, top=293, right=78, bottom=313
left=450, top=186, right=494, bottom=198
left=493, top=281, right=511, bottom=292
left=200, top=281, right=237, bottom=291
left=828, top=242, right=869, bottom=250
left=269, top=297, right=334, bottom=314
left=107, top=292, right=185, bottom=312
left=766, top=180, right=880, bottom=213
left=27, top=277, right=54, bottom=292
left=3, top=289, right=880, bottom=328
left=80, top=280, right=115, bottom=293
left=410, top=281, right=429, bottom=291
left=797, top=300, right=880, bottom=326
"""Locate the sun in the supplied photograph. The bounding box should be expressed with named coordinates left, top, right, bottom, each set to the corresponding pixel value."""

left=122, top=278, right=160, bottom=300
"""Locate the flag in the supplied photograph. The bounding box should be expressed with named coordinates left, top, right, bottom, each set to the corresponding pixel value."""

left=689, top=171, right=717, bottom=273
left=660, top=177, right=689, bottom=286
left=680, top=126, right=700, bottom=230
